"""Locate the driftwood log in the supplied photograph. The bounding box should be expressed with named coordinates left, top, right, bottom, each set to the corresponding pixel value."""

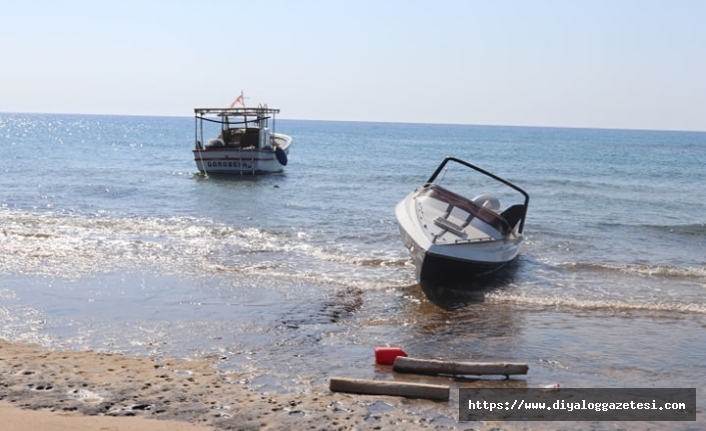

left=329, top=377, right=450, bottom=400
left=393, top=357, right=528, bottom=377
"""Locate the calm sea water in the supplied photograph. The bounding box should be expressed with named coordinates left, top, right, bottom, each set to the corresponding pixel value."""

left=1, top=113, right=705, bottom=420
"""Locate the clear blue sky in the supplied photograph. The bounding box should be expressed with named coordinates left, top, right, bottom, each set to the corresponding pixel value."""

left=2, top=0, right=704, bottom=131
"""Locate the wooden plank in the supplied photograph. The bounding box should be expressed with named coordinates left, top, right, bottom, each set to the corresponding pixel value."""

left=329, top=377, right=449, bottom=401
left=393, top=357, right=528, bottom=376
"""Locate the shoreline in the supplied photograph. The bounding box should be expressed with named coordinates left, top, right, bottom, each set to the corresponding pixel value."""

left=2, top=338, right=700, bottom=430
left=0, top=339, right=516, bottom=431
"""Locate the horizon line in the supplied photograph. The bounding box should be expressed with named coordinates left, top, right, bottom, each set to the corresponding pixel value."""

left=1, top=110, right=704, bottom=134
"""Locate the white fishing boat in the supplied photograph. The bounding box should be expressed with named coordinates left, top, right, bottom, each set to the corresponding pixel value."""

left=192, top=104, right=292, bottom=175
left=395, top=157, right=529, bottom=282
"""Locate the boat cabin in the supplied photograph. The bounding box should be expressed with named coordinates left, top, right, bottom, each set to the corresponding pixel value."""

left=194, top=106, right=280, bottom=151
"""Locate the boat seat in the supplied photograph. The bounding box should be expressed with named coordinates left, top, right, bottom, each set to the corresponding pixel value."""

left=433, top=216, right=465, bottom=237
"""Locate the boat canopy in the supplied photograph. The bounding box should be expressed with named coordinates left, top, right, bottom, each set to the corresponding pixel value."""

left=194, top=107, right=280, bottom=117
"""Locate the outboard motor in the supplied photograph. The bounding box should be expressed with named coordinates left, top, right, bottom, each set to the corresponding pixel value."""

left=472, top=193, right=500, bottom=212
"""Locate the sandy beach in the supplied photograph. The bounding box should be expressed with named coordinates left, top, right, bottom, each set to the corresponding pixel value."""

left=1, top=340, right=533, bottom=431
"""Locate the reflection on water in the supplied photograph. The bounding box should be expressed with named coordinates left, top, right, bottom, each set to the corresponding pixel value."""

left=192, top=171, right=287, bottom=183
left=419, top=282, right=487, bottom=310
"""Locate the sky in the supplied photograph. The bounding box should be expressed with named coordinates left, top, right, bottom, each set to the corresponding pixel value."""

left=1, top=0, right=704, bottom=131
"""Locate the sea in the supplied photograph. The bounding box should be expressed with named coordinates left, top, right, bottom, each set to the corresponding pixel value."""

left=1, top=113, right=704, bottom=426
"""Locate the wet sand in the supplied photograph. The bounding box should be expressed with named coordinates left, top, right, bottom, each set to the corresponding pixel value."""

left=0, top=401, right=212, bottom=431
left=0, top=340, right=528, bottom=431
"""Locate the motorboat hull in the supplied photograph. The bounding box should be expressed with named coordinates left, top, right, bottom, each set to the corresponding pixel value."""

left=395, top=157, right=529, bottom=284
left=402, top=235, right=521, bottom=281
left=397, top=200, right=522, bottom=282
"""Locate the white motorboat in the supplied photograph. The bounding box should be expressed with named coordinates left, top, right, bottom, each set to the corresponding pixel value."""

left=395, top=157, right=529, bottom=282
left=192, top=105, right=292, bottom=175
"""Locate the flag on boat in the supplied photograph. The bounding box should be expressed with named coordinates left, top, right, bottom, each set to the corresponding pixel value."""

left=229, top=91, right=245, bottom=108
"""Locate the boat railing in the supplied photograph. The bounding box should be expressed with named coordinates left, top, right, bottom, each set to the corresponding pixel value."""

left=451, top=236, right=502, bottom=244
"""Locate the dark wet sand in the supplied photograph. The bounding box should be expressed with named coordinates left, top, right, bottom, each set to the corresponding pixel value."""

left=1, top=340, right=540, bottom=430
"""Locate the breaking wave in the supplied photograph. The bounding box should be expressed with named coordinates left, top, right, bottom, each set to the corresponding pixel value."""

left=488, top=290, right=706, bottom=315
left=556, top=262, right=706, bottom=280
left=598, top=221, right=706, bottom=237
left=0, top=209, right=409, bottom=287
